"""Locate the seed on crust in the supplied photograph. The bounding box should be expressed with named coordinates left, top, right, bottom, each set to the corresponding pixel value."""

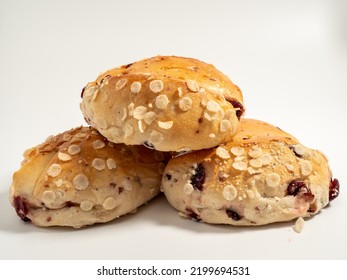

left=155, top=95, right=169, bottom=109
left=42, top=190, right=56, bottom=204
left=144, top=111, right=157, bottom=125
left=130, top=81, right=142, bottom=93
left=292, top=144, right=306, bottom=156
left=183, top=183, right=194, bottom=195
left=106, top=158, right=117, bottom=169
left=68, top=144, right=81, bottom=155
left=47, top=163, right=61, bottom=177
left=223, top=184, right=238, bottom=201
left=186, top=80, right=199, bottom=92
left=62, top=134, right=72, bottom=141
left=116, top=78, right=128, bottom=90
left=220, top=120, right=231, bottom=132
left=248, top=146, right=262, bottom=158
left=92, top=158, right=106, bottom=170
left=58, top=152, right=72, bottom=162
left=150, top=130, right=164, bottom=144
left=158, top=121, right=173, bottom=129
left=230, top=147, right=245, bottom=156
left=206, top=100, right=221, bottom=112
left=149, top=80, right=164, bottom=93
left=73, top=174, right=89, bottom=190
left=103, top=197, right=117, bottom=210
left=232, top=161, right=247, bottom=171
left=80, top=200, right=93, bottom=211
left=133, top=106, right=147, bottom=120
left=92, top=140, right=105, bottom=149
left=300, top=160, right=312, bottom=176
left=178, top=97, right=193, bottom=111
left=123, top=123, right=134, bottom=137
left=216, top=147, right=230, bottom=159
left=249, top=158, right=262, bottom=168
left=266, top=173, right=281, bottom=188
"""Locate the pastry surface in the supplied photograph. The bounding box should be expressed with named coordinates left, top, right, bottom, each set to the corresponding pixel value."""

left=10, top=126, right=167, bottom=228
left=162, top=119, right=339, bottom=226
left=80, top=55, right=244, bottom=152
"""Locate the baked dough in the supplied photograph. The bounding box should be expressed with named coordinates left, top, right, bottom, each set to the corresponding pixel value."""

left=80, top=55, right=244, bottom=152
left=10, top=126, right=167, bottom=228
left=162, top=119, right=339, bottom=226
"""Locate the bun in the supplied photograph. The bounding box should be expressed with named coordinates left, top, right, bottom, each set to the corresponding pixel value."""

left=162, top=119, right=338, bottom=226
left=10, top=127, right=167, bottom=228
left=80, top=55, right=244, bottom=152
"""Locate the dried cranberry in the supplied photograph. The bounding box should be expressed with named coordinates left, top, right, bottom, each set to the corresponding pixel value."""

left=13, top=196, right=30, bottom=222
left=329, top=178, right=340, bottom=201
left=287, top=180, right=314, bottom=202
left=229, top=100, right=244, bottom=119
left=226, top=209, right=241, bottom=221
left=190, top=163, right=205, bottom=191
left=186, top=208, right=201, bottom=221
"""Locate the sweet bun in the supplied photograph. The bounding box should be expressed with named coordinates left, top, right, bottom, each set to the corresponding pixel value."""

left=80, top=55, right=244, bottom=152
left=162, top=118, right=339, bottom=226
left=10, top=127, right=167, bottom=228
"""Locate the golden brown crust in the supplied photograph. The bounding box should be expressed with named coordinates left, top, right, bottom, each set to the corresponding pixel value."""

left=10, top=127, right=168, bottom=228
left=162, top=119, right=333, bottom=226
left=80, top=56, right=244, bottom=151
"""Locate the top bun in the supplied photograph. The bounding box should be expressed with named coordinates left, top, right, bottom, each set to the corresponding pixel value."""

left=80, top=56, right=244, bottom=152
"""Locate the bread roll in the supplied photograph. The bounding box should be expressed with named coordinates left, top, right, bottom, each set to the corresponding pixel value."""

left=80, top=55, right=244, bottom=152
left=162, top=119, right=340, bottom=226
left=10, top=127, right=167, bottom=228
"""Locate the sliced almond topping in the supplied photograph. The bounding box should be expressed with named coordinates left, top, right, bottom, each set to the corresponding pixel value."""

left=80, top=200, right=93, bottom=212
left=266, top=173, right=281, bottom=188
left=92, top=140, right=105, bottom=149
left=149, top=80, right=164, bottom=93
left=300, top=160, right=312, bottom=176
left=73, top=174, right=89, bottom=190
left=178, top=97, right=193, bottom=111
left=138, top=120, right=146, bottom=133
left=67, top=144, right=81, bottom=155
left=209, top=133, right=216, bottom=138
left=55, top=179, right=63, bottom=187
left=122, top=179, right=132, bottom=191
left=150, top=130, right=163, bottom=144
left=203, top=111, right=212, bottom=121
left=248, top=146, right=263, bottom=158
left=158, top=121, right=173, bottom=129
left=260, top=153, right=272, bottom=165
left=123, top=123, right=133, bottom=138
left=249, top=158, right=262, bottom=168
left=186, top=80, right=199, bottom=92
left=183, top=183, right=194, bottom=195
left=285, top=163, right=294, bottom=171
left=128, top=103, right=135, bottom=116
left=42, top=190, right=56, bottom=204
left=246, top=189, right=255, bottom=199
left=92, top=158, right=105, bottom=170
left=94, top=116, right=108, bottom=129
left=58, top=152, right=72, bottom=162
left=155, top=95, right=169, bottom=109
left=103, top=197, right=117, bottom=210
left=293, top=144, right=306, bottom=156
left=293, top=217, right=305, bottom=233
left=133, top=106, right=147, bottom=120
left=62, top=134, right=72, bottom=141
left=230, top=147, right=245, bottom=156
left=130, top=81, right=142, bottom=93
left=206, top=100, right=221, bottom=112
left=216, top=147, right=230, bottom=159
left=177, top=87, right=183, bottom=97
left=219, top=120, right=231, bottom=133
left=247, top=167, right=262, bottom=175
left=47, top=163, right=61, bottom=177
left=144, top=111, right=157, bottom=125
left=223, top=184, right=238, bottom=201
left=232, top=161, right=247, bottom=171
left=116, top=78, right=128, bottom=90
left=106, top=158, right=117, bottom=169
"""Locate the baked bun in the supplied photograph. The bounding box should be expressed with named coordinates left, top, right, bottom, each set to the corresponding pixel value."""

left=80, top=55, right=244, bottom=152
left=10, top=127, right=167, bottom=228
left=162, top=119, right=340, bottom=226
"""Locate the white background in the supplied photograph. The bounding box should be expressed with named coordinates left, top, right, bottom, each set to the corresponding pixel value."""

left=0, top=0, right=346, bottom=260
